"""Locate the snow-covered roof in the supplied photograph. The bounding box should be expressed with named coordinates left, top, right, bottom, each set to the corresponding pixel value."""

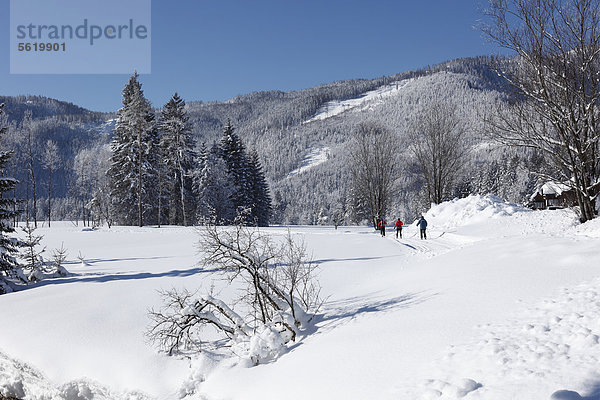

left=540, top=182, right=570, bottom=195
left=529, top=181, right=571, bottom=201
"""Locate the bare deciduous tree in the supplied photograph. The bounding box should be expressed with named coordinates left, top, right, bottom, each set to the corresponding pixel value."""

left=483, top=0, right=600, bottom=221
left=41, top=140, right=60, bottom=227
left=407, top=101, right=469, bottom=205
left=23, top=111, right=38, bottom=227
left=348, top=121, right=399, bottom=227
left=147, top=222, right=322, bottom=364
left=73, top=145, right=112, bottom=227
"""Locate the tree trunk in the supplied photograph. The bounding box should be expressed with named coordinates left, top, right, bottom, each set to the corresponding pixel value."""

left=47, top=167, right=52, bottom=227
left=138, top=125, right=143, bottom=227
left=26, top=133, right=37, bottom=228
left=31, top=170, right=37, bottom=228
left=178, top=157, right=187, bottom=226
left=157, top=167, right=162, bottom=228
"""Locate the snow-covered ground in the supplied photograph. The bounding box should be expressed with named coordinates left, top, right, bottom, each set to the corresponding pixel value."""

left=288, top=147, right=330, bottom=176
left=303, top=79, right=412, bottom=124
left=2, top=195, right=600, bottom=400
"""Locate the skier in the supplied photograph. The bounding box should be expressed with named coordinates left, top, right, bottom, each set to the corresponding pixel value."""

left=394, top=218, right=403, bottom=239
left=418, top=215, right=428, bottom=240
left=378, top=219, right=387, bottom=236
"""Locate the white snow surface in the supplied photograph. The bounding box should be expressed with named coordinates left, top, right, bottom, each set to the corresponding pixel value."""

left=530, top=181, right=573, bottom=201
left=288, top=147, right=330, bottom=176
left=2, top=195, right=600, bottom=399
left=303, top=79, right=412, bottom=123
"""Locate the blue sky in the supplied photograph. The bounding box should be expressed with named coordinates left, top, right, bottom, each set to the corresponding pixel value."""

left=0, top=0, right=502, bottom=112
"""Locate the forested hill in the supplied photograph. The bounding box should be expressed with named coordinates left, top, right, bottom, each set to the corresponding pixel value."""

left=181, top=56, right=529, bottom=224
left=184, top=56, right=508, bottom=144
left=2, top=56, right=538, bottom=225
left=0, top=95, right=106, bottom=122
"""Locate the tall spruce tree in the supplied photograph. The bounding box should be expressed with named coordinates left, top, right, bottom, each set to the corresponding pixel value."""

left=107, top=72, right=158, bottom=226
left=219, top=120, right=251, bottom=217
left=0, top=104, right=23, bottom=293
left=194, top=143, right=235, bottom=223
left=192, top=141, right=208, bottom=221
left=192, top=123, right=273, bottom=226
left=158, top=93, right=196, bottom=226
left=247, top=149, right=272, bottom=226
left=156, top=142, right=167, bottom=227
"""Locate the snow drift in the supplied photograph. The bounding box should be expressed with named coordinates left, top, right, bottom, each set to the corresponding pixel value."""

left=422, top=194, right=527, bottom=230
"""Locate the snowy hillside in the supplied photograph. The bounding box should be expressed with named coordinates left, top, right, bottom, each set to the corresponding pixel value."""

left=2, top=195, right=600, bottom=400
left=303, top=79, right=413, bottom=124
left=287, top=147, right=330, bottom=176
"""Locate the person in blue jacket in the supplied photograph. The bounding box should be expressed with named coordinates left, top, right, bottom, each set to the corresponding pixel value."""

left=418, top=216, right=428, bottom=240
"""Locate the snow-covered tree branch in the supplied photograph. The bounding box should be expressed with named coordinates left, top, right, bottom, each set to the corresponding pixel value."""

left=148, top=222, right=322, bottom=364
left=483, top=0, right=600, bottom=221
left=407, top=101, right=470, bottom=205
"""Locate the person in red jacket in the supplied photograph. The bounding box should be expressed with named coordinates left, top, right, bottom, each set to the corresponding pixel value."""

left=378, top=219, right=387, bottom=236
left=394, top=218, right=403, bottom=239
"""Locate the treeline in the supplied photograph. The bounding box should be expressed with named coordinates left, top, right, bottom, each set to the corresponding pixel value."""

left=104, top=72, right=271, bottom=227
left=0, top=93, right=111, bottom=227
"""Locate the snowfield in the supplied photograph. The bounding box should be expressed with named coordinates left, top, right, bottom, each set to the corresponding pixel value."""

left=287, top=147, right=330, bottom=176
left=2, top=195, right=600, bottom=400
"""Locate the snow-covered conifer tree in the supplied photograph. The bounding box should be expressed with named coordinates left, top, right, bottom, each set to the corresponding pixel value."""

left=194, top=144, right=235, bottom=223
left=191, top=142, right=208, bottom=222
left=107, top=72, right=158, bottom=226
left=0, top=103, right=24, bottom=293
left=158, top=93, right=196, bottom=226
left=219, top=120, right=251, bottom=216
left=247, top=149, right=272, bottom=226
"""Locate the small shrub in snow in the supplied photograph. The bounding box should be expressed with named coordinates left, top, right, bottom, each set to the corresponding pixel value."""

left=17, top=227, right=70, bottom=284
left=18, top=223, right=45, bottom=283
left=148, top=222, right=322, bottom=364
left=76, top=251, right=89, bottom=267
left=50, top=243, right=69, bottom=277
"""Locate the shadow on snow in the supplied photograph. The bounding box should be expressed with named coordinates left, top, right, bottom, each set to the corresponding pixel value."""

left=289, top=290, right=437, bottom=353
left=20, top=265, right=216, bottom=291
left=312, top=256, right=388, bottom=264
left=319, top=291, right=436, bottom=326
left=582, top=381, right=600, bottom=400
